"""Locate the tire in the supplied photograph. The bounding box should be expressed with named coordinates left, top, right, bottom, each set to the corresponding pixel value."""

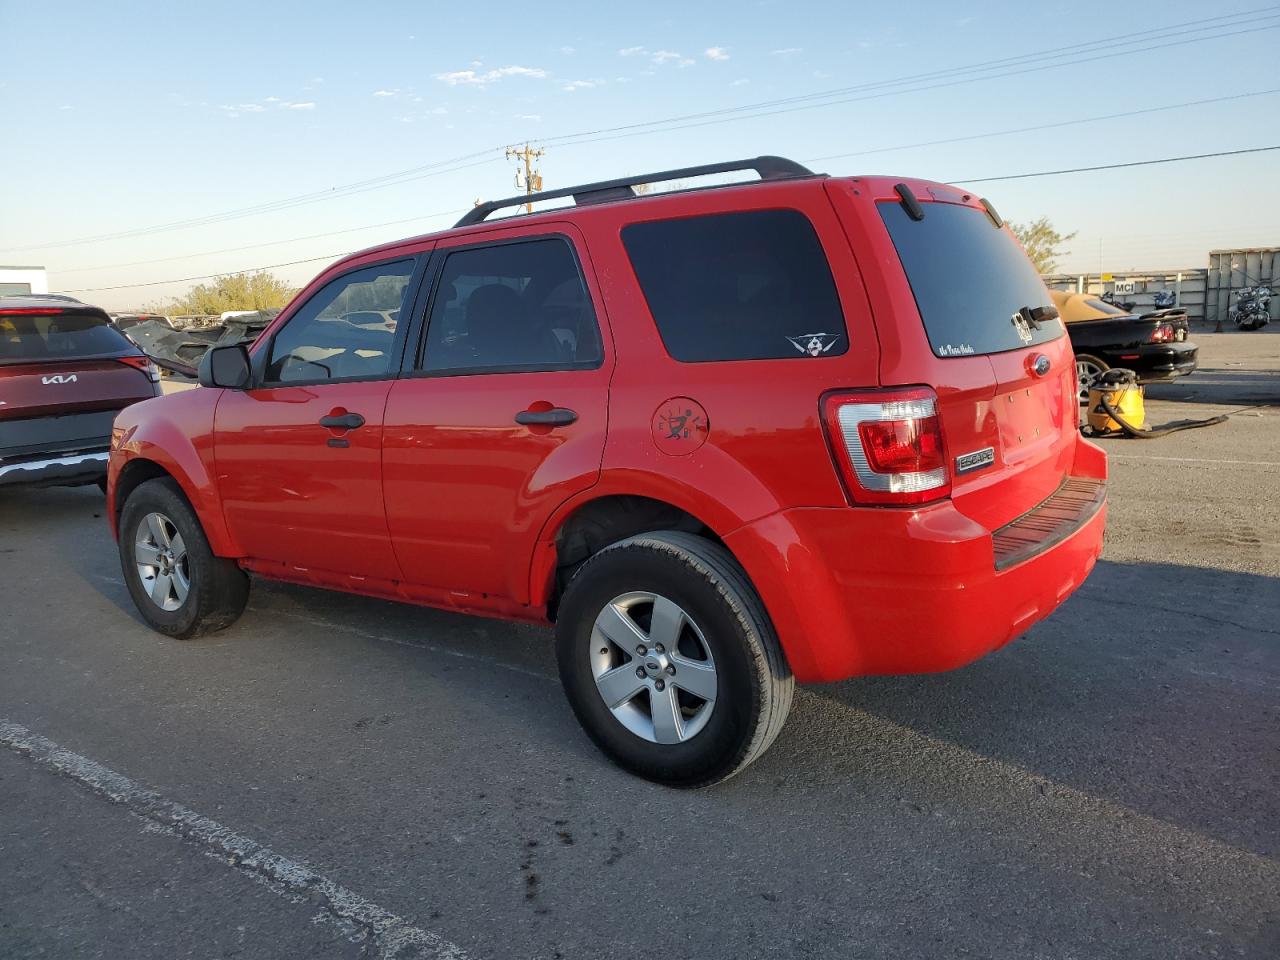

left=1075, top=354, right=1109, bottom=403
left=118, top=477, right=249, bottom=639
left=555, top=530, right=793, bottom=787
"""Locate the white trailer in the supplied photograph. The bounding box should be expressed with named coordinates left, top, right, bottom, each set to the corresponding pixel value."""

left=0, top=265, right=49, bottom=296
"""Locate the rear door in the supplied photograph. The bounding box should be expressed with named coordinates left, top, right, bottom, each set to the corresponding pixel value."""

left=382, top=227, right=611, bottom=604
left=214, top=257, right=422, bottom=580
left=828, top=180, right=1075, bottom=529
left=0, top=306, right=156, bottom=459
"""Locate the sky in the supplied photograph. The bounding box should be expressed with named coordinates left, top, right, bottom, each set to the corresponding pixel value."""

left=1, top=0, right=1277, bottom=311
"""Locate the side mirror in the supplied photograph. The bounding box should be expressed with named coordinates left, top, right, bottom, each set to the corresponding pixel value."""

left=199, top=344, right=252, bottom=389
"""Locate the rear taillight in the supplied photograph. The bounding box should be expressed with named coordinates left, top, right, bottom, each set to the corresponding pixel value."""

left=1149, top=323, right=1176, bottom=343
left=118, top=355, right=161, bottom=383
left=821, top=387, right=951, bottom=505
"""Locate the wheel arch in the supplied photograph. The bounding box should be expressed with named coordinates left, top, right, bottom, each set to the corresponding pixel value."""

left=531, top=491, right=734, bottom=620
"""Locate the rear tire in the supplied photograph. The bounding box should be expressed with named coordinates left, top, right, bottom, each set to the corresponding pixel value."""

left=118, top=477, right=249, bottom=639
left=556, top=531, right=793, bottom=787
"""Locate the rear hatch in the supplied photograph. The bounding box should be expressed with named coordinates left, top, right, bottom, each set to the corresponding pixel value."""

left=0, top=305, right=158, bottom=459
left=828, top=179, right=1077, bottom=530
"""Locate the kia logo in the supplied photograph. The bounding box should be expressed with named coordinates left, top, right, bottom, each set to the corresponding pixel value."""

left=42, top=374, right=78, bottom=384
left=1031, top=355, right=1051, bottom=377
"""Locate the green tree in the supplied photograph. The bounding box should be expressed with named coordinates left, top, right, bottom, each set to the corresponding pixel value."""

left=1011, top=217, right=1077, bottom=274
left=146, top=271, right=299, bottom=316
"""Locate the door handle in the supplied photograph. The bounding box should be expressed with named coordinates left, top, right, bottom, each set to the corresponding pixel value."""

left=515, top=407, right=578, bottom=427
left=319, top=412, right=366, bottom=430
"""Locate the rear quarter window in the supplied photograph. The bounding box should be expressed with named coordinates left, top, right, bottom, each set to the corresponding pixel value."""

left=622, top=208, right=847, bottom=362
left=0, top=311, right=131, bottom=363
left=879, top=201, right=1064, bottom=357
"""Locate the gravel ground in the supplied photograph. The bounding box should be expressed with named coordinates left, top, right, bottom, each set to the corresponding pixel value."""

left=2, top=328, right=1277, bottom=959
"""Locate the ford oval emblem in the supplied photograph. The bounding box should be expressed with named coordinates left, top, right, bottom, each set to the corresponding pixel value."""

left=1032, top=354, right=1051, bottom=377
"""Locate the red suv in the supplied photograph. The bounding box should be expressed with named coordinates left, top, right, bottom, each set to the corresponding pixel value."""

left=107, top=157, right=1107, bottom=786
left=2, top=296, right=160, bottom=490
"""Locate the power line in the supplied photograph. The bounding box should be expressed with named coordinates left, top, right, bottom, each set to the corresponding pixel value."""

left=62, top=254, right=349, bottom=294
left=536, top=7, right=1280, bottom=147
left=9, top=6, right=1276, bottom=253
left=2, top=155, right=501, bottom=253
left=947, top=144, right=1280, bottom=183
left=57, top=209, right=467, bottom=274
left=61, top=144, right=1279, bottom=294
left=803, top=88, right=1280, bottom=163
left=538, top=19, right=1280, bottom=152
left=56, top=88, right=1277, bottom=276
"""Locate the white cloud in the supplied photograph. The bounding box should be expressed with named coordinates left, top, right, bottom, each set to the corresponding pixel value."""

left=771, top=47, right=802, bottom=57
left=58, top=104, right=73, bottom=110
left=731, top=78, right=749, bottom=86
left=373, top=89, right=398, bottom=97
left=705, top=46, right=730, bottom=61
left=562, top=78, right=601, bottom=91
left=618, top=46, right=646, bottom=56
left=560, top=45, right=575, bottom=54
left=310, top=76, right=325, bottom=83
left=518, top=113, right=542, bottom=121
left=435, top=65, right=548, bottom=86
left=285, top=101, right=316, bottom=110
left=428, top=106, right=449, bottom=115
left=650, top=49, right=682, bottom=63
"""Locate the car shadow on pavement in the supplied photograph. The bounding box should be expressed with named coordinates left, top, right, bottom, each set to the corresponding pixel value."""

left=37, top=487, right=1279, bottom=862
left=1146, top=367, right=1280, bottom=406
left=792, top=558, right=1279, bottom=859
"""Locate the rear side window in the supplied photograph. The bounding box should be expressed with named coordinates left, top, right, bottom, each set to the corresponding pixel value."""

left=879, top=201, right=1064, bottom=357
left=0, top=310, right=131, bottom=364
left=622, top=209, right=847, bottom=362
left=420, top=237, right=603, bottom=374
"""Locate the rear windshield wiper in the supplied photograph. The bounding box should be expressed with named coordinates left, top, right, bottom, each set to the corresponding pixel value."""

left=1015, top=304, right=1059, bottom=330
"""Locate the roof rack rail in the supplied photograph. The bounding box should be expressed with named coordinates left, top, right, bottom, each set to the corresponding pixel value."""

left=455, top=155, right=817, bottom=228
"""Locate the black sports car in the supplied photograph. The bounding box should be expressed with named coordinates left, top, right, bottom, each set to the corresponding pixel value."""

left=1051, top=291, right=1198, bottom=399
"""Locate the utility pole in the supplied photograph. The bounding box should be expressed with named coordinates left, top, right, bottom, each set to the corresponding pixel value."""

left=505, top=143, right=544, bottom=213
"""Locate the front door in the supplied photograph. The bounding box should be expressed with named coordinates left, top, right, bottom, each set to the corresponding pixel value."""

left=383, top=230, right=611, bottom=604
left=214, top=257, right=421, bottom=580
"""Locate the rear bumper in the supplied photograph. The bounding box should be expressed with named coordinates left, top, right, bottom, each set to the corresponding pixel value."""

left=0, top=450, right=109, bottom=488
left=1104, top=343, right=1198, bottom=382
left=725, top=443, right=1108, bottom=683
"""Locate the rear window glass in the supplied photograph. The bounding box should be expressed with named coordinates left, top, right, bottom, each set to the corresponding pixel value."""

left=1084, top=299, right=1129, bottom=316
left=0, top=311, right=131, bottom=364
left=622, top=209, right=847, bottom=362
left=879, top=201, right=1064, bottom=357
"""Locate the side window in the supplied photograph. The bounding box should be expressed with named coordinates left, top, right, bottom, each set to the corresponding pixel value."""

left=420, top=237, right=602, bottom=373
left=621, top=209, right=847, bottom=362
left=266, top=259, right=416, bottom=383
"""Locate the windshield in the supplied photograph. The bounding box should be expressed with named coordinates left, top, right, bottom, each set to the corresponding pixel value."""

left=879, top=200, right=1065, bottom=357
left=0, top=310, right=133, bottom=363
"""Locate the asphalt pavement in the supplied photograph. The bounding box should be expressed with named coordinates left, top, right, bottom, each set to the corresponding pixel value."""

left=2, top=329, right=1277, bottom=959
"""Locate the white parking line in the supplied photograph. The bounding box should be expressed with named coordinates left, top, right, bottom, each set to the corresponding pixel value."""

left=0, top=720, right=468, bottom=960
left=1109, top=454, right=1280, bottom=467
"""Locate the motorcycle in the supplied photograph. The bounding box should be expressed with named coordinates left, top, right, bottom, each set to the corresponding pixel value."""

left=1231, top=285, right=1273, bottom=330
left=1152, top=290, right=1177, bottom=309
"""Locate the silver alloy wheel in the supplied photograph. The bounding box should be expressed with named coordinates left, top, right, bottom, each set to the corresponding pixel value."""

left=589, top=591, right=718, bottom=745
left=1076, top=357, right=1105, bottom=401
left=134, top=512, right=190, bottom=612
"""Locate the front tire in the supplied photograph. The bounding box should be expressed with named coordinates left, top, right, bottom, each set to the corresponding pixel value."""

left=118, top=477, right=249, bottom=639
left=556, top=531, right=793, bottom=787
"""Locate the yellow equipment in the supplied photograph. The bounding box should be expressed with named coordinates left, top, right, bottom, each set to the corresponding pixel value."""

left=1087, top=369, right=1145, bottom=435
